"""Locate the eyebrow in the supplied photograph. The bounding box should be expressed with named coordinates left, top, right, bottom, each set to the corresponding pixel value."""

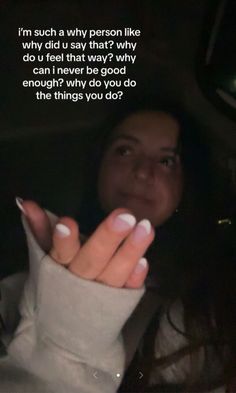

left=161, top=147, right=180, bottom=154
left=110, top=134, right=139, bottom=144
left=110, top=134, right=180, bottom=154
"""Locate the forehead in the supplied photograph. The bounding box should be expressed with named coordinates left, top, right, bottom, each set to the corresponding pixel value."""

left=112, top=110, right=181, bottom=146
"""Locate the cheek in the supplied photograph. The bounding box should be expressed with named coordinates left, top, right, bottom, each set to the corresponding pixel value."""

left=97, top=162, right=124, bottom=210
left=98, top=162, right=120, bottom=190
left=98, top=156, right=132, bottom=189
left=152, top=174, right=183, bottom=221
left=171, top=171, right=184, bottom=204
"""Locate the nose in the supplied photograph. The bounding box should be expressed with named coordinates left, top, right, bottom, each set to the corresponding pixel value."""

left=133, top=157, right=156, bottom=183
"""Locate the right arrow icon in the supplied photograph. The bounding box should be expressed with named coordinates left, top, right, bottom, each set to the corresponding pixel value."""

left=139, top=371, right=143, bottom=379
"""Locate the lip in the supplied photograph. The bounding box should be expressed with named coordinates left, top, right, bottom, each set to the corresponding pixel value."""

left=119, top=191, right=152, bottom=204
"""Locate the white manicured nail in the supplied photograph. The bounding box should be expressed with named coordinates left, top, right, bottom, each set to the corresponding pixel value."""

left=113, top=213, right=136, bottom=232
left=139, top=219, right=151, bottom=234
left=132, top=219, right=151, bottom=243
left=55, top=223, right=71, bottom=237
left=15, top=197, right=27, bottom=215
left=134, top=257, right=148, bottom=274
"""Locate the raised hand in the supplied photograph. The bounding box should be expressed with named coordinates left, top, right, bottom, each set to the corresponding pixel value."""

left=16, top=199, right=154, bottom=289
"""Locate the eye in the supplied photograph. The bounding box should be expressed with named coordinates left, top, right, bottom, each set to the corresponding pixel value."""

left=159, top=156, right=176, bottom=168
left=114, top=145, right=133, bottom=157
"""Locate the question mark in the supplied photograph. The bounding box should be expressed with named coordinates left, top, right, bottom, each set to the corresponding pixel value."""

left=108, top=40, right=114, bottom=49
left=118, top=91, right=123, bottom=99
left=59, top=78, right=64, bottom=87
left=108, top=53, right=113, bottom=61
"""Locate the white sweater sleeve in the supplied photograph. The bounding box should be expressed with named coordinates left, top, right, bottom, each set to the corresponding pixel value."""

left=8, top=215, right=145, bottom=393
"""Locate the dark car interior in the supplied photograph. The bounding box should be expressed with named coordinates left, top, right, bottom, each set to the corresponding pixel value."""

left=1, top=0, right=236, bottom=277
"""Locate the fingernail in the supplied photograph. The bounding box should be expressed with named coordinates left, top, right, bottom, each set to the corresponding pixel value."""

left=15, top=197, right=27, bottom=215
left=55, top=223, right=71, bottom=237
left=132, top=219, right=151, bottom=243
left=112, top=213, right=136, bottom=232
left=133, top=258, right=148, bottom=274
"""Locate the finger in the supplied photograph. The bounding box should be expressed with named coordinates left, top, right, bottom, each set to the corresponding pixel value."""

left=124, top=258, right=149, bottom=289
left=68, top=208, right=136, bottom=279
left=17, top=198, right=52, bottom=252
left=50, top=217, right=80, bottom=265
left=96, top=219, right=154, bottom=287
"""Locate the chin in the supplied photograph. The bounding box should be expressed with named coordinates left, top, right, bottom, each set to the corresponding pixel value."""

left=123, top=205, right=155, bottom=224
left=129, top=207, right=169, bottom=227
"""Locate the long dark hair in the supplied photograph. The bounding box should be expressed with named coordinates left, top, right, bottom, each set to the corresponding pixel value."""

left=77, top=100, right=236, bottom=391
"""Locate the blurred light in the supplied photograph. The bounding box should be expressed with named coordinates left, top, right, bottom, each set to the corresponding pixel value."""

left=217, top=218, right=232, bottom=225
left=231, top=78, right=236, bottom=90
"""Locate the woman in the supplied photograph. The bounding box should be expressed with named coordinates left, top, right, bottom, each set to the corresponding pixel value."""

left=1, top=106, right=236, bottom=392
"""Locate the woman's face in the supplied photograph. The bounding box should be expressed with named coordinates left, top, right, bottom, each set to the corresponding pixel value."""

left=97, top=110, right=184, bottom=227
